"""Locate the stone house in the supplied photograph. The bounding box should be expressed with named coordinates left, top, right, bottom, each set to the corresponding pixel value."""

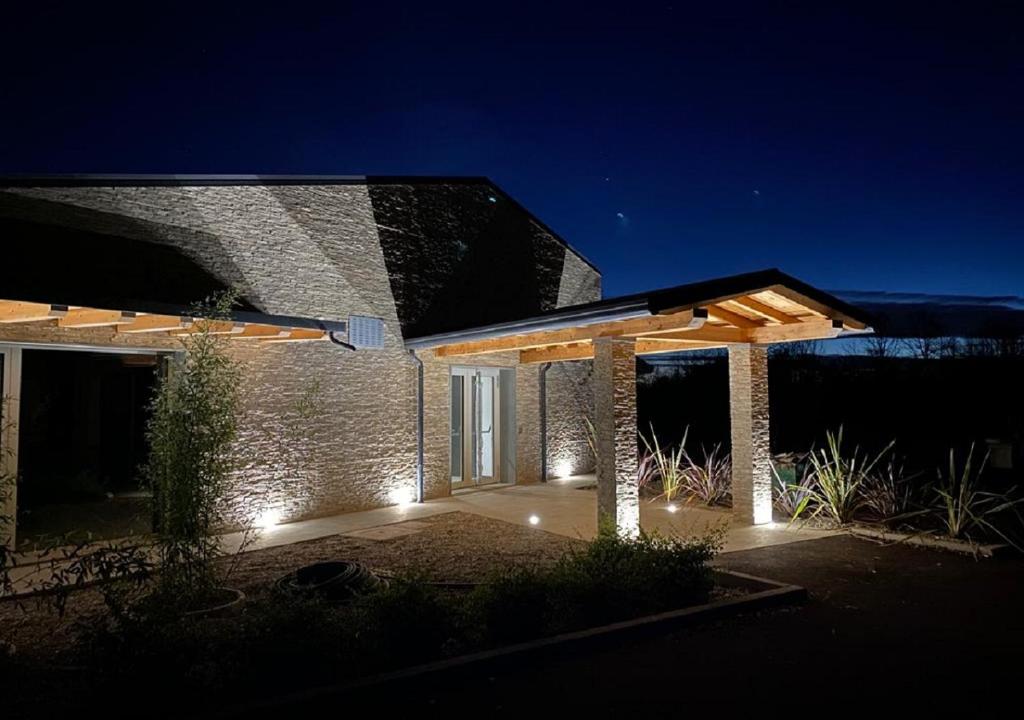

left=0, top=175, right=870, bottom=546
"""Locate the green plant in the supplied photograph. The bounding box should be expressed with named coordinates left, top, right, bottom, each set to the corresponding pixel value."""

left=640, top=426, right=687, bottom=502
left=475, top=530, right=720, bottom=643
left=794, top=428, right=892, bottom=525
left=932, top=445, right=1024, bottom=547
left=1, top=396, right=16, bottom=599
left=771, top=457, right=815, bottom=519
left=350, top=574, right=464, bottom=666
left=144, top=291, right=242, bottom=600
left=862, top=456, right=922, bottom=521
left=680, top=443, right=732, bottom=506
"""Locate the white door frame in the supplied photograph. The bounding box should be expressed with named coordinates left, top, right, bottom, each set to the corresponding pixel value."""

left=450, top=366, right=502, bottom=489
left=0, top=345, right=23, bottom=547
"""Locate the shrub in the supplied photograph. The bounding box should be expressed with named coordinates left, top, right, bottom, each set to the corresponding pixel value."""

left=474, top=531, right=719, bottom=643
left=680, top=443, right=732, bottom=506
left=771, top=458, right=814, bottom=519
left=145, top=292, right=242, bottom=600
left=795, top=427, right=892, bottom=525
left=862, top=456, right=922, bottom=521
left=641, top=427, right=687, bottom=502
left=350, top=575, right=464, bottom=667
left=1, top=396, right=15, bottom=598
left=932, top=444, right=1024, bottom=547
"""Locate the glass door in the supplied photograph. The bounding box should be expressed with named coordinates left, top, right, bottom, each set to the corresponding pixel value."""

left=450, top=367, right=501, bottom=488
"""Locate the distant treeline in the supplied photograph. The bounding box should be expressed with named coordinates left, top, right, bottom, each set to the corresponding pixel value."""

left=638, top=343, right=1024, bottom=482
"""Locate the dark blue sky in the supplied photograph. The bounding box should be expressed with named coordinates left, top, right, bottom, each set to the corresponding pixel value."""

left=2, top=2, right=1021, bottom=298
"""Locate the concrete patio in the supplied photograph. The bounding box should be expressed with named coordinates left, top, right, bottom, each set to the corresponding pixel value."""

left=232, top=475, right=833, bottom=556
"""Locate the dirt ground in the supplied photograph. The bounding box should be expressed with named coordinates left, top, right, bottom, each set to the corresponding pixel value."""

left=0, top=511, right=583, bottom=660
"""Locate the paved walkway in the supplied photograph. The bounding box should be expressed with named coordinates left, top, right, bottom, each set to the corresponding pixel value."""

left=231, top=475, right=833, bottom=555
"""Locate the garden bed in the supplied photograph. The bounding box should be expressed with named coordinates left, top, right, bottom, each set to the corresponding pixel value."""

left=0, top=513, right=769, bottom=718
left=847, top=524, right=1008, bottom=557
left=224, top=568, right=803, bottom=717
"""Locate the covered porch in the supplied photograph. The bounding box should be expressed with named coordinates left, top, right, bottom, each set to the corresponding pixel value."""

left=407, top=269, right=873, bottom=535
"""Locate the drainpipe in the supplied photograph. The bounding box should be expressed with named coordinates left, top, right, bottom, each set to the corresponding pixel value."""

left=327, top=331, right=356, bottom=351
left=409, top=349, right=425, bottom=503
left=539, top=362, right=551, bottom=483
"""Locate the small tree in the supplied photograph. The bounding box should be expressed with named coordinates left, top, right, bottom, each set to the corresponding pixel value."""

left=1, top=397, right=15, bottom=598
left=145, top=292, right=242, bottom=600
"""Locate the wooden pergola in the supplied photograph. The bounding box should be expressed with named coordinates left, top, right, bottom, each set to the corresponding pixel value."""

left=0, top=299, right=338, bottom=343
left=408, top=269, right=873, bottom=534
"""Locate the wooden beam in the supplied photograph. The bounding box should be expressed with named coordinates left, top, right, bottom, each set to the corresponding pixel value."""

left=520, top=342, right=594, bottom=364
left=171, top=320, right=246, bottom=335
left=519, top=337, right=726, bottom=364
left=747, top=318, right=844, bottom=344
left=706, top=303, right=764, bottom=329
left=229, top=324, right=291, bottom=340
left=636, top=326, right=747, bottom=343
left=767, top=285, right=868, bottom=330
left=434, top=309, right=702, bottom=358
left=118, top=314, right=195, bottom=334
left=258, top=329, right=327, bottom=343
left=0, top=301, right=68, bottom=324
left=58, top=309, right=137, bottom=328
left=730, top=296, right=801, bottom=325
left=636, top=338, right=726, bottom=355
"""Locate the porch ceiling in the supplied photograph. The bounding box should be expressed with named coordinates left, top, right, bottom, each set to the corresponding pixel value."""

left=406, top=269, right=873, bottom=363
left=0, top=298, right=342, bottom=344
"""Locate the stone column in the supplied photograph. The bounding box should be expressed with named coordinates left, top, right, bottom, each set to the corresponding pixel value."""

left=593, top=337, right=639, bottom=537
left=728, top=344, right=772, bottom=525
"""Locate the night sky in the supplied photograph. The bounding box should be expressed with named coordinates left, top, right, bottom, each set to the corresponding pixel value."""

left=2, top=3, right=1021, bottom=299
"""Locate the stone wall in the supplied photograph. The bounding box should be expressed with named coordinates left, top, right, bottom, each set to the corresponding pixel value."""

left=420, top=351, right=542, bottom=498
left=0, top=179, right=601, bottom=525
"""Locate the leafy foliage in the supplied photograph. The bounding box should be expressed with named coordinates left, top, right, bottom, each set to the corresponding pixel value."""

left=145, top=292, right=242, bottom=599
left=680, top=443, right=732, bottom=506
left=932, top=444, right=1024, bottom=547
left=640, top=426, right=687, bottom=502
left=862, top=456, right=922, bottom=521
left=771, top=457, right=815, bottom=519
left=474, top=530, right=719, bottom=643
left=793, top=427, right=893, bottom=525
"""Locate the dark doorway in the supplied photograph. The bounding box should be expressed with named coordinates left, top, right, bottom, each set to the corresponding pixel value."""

left=16, top=349, right=159, bottom=549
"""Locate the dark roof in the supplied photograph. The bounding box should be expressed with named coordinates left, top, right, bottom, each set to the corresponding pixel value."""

left=0, top=174, right=600, bottom=278
left=406, top=268, right=873, bottom=348
left=0, top=195, right=345, bottom=332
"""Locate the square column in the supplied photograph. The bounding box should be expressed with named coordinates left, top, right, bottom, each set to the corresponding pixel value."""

left=593, top=337, right=639, bottom=537
left=728, top=344, right=772, bottom=525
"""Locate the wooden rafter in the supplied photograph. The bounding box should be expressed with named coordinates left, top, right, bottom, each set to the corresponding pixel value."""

left=706, top=303, right=764, bottom=329
left=433, top=309, right=705, bottom=358
left=229, top=324, right=291, bottom=340
left=747, top=318, right=844, bottom=344
left=259, top=329, right=327, bottom=343
left=519, top=337, right=728, bottom=364
left=171, top=320, right=246, bottom=336
left=767, top=285, right=867, bottom=329
left=59, top=309, right=137, bottom=328
left=0, top=301, right=68, bottom=324
left=117, top=315, right=194, bottom=334
left=0, top=298, right=331, bottom=345
left=729, top=296, right=801, bottom=325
